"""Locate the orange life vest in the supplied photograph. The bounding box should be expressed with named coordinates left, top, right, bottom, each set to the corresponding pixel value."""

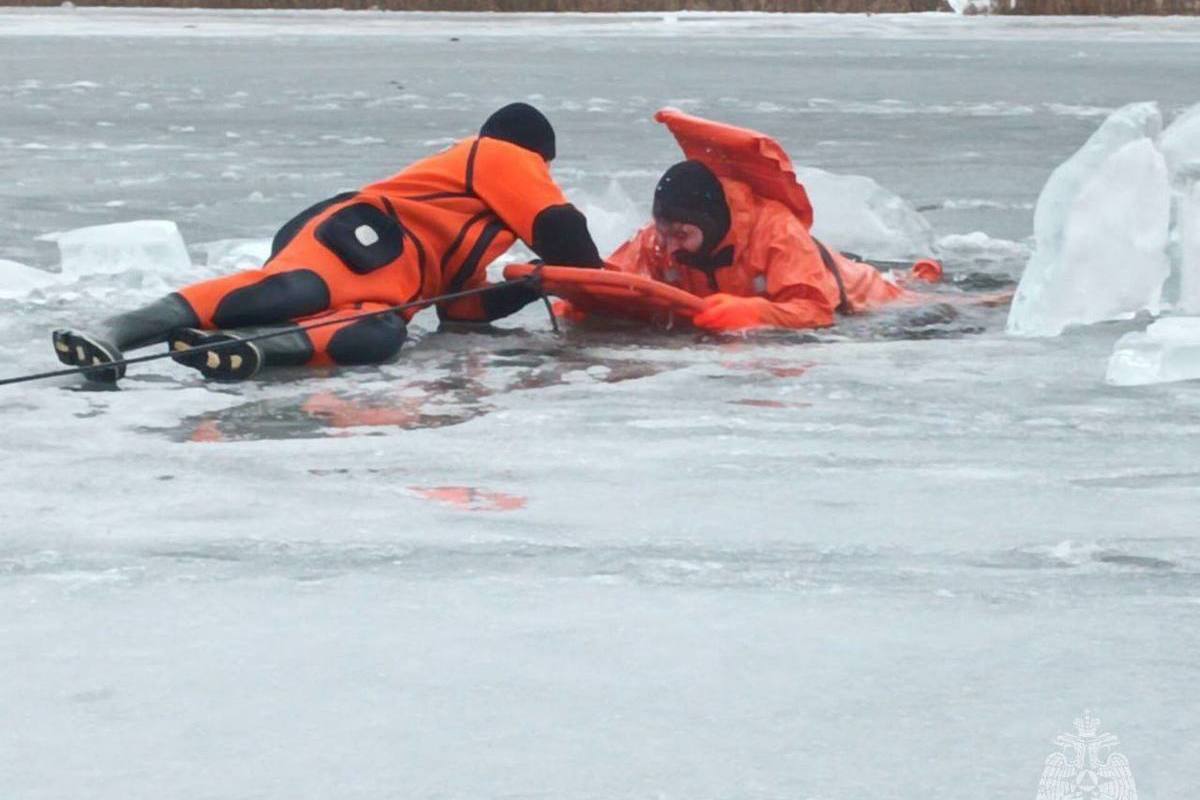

left=655, top=108, right=815, bottom=231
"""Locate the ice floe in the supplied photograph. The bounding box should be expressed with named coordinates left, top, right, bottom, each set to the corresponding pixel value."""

left=1007, top=102, right=1199, bottom=337
left=0, top=258, right=63, bottom=299
left=1106, top=316, right=1200, bottom=386
left=799, top=166, right=936, bottom=261
left=200, top=238, right=272, bottom=271
left=37, top=219, right=193, bottom=281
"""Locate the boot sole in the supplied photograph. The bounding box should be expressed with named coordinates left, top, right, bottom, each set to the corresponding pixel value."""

left=51, top=329, right=125, bottom=384
left=168, top=329, right=263, bottom=382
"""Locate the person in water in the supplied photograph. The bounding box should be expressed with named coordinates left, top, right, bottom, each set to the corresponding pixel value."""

left=604, top=113, right=939, bottom=332
left=52, top=102, right=603, bottom=384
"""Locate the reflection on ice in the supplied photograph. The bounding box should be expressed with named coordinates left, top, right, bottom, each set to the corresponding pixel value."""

left=409, top=485, right=527, bottom=512
left=160, top=391, right=489, bottom=442
left=139, top=343, right=689, bottom=442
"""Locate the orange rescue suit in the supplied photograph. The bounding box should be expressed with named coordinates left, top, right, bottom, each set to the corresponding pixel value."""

left=608, top=178, right=907, bottom=330
left=176, top=135, right=598, bottom=362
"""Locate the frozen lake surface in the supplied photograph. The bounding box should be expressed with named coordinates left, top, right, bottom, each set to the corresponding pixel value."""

left=1, top=10, right=1198, bottom=799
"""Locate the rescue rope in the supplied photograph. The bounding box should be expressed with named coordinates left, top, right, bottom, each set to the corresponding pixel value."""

left=539, top=292, right=560, bottom=335
left=0, top=274, right=554, bottom=388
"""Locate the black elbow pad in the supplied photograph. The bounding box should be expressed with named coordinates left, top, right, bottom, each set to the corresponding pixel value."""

left=530, top=204, right=603, bottom=268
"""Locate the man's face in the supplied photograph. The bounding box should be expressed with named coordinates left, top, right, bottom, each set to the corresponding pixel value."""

left=654, top=219, right=704, bottom=258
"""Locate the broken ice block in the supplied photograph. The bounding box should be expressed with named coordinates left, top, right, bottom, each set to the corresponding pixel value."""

left=39, top=219, right=192, bottom=280
left=1008, top=103, right=1170, bottom=337
left=796, top=166, right=936, bottom=261
left=1106, top=317, right=1200, bottom=386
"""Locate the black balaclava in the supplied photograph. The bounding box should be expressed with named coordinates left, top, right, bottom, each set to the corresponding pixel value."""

left=479, top=103, right=557, bottom=162
left=652, top=160, right=732, bottom=259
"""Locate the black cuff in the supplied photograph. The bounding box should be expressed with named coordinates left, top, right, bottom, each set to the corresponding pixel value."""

left=531, top=204, right=603, bottom=268
left=481, top=281, right=542, bottom=321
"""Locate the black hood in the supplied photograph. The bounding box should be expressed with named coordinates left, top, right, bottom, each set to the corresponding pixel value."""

left=652, top=159, right=731, bottom=256
left=480, top=102, right=557, bottom=162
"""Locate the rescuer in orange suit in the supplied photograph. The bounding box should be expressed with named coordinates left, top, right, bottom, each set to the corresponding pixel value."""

left=597, top=110, right=939, bottom=332
left=51, top=103, right=603, bottom=383
left=605, top=159, right=939, bottom=332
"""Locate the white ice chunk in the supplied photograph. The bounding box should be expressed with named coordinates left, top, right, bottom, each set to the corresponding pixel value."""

left=1106, top=316, right=1200, bottom=386
left=1028, top=102, right=1160, bottom=264
left=576, top=179, right=645, bottom=257
left=935, top=231, right=1031, bottom=263
left=0, top=258, right=63, bottom=299
left=944, top=0, right=991, bottom=14
left=1160, top=103, right=1200, bottom=312
left=39, top=219, right=192, bottom=279
left=202, top=237, right=272, bottom=271
left=1008, top=103, right=1170, bottom=336
left=797, top=166, right=935, bottom=261
left=1160, top=102, right=1200, bottom=180
left=1178, top=168, right=1200, bottom=313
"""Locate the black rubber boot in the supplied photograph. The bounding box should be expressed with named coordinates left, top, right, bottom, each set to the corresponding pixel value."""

left=167, top=325, right=313, bottom=382
left=52, top=293, right=199, bottom=384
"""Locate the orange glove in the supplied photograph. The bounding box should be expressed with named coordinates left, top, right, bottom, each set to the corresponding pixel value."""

left=909, top=259, right=943, bottom=284
left=692, top=293, right=771, bottom=332
left=551, top=299, right=588, bottom=322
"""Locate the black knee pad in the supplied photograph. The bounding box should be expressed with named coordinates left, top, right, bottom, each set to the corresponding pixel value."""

left=270, top=191, right=358, bottom=261
left=212, top=269, right=331, bottom=329
left=326, top=312, right=407, bottom=366
left=315, top=203, right=405, bottom=276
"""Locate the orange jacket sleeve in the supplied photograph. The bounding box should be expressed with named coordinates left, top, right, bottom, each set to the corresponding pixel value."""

left=471, top=138, right=602, bottom=267
left=747, top=208, right=838, bottom=329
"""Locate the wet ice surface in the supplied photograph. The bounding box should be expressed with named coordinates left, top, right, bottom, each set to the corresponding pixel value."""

left=3, top=10, right=1200, bottom=800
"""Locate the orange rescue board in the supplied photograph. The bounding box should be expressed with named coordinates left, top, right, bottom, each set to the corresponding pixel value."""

left=503, top=263, right=704, bottom=323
